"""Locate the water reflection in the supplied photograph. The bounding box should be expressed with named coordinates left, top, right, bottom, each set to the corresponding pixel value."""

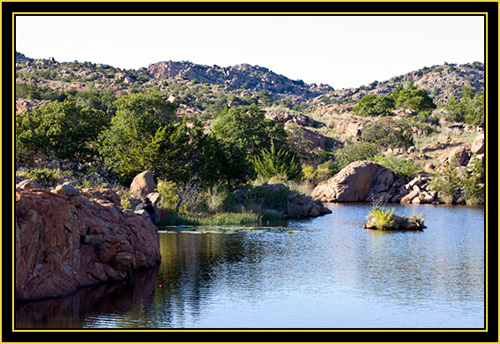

left=16, top=267, right=159, bottom=328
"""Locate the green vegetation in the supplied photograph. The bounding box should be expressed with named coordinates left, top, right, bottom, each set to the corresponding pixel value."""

left=360, top=117, right=414, bottom=149
left=353, top=94, right=395, bottom=117
left=444, top=84, right=484, bottom=126
left=16, top=99, right=109, bottom=166
left=15, top=55, right=486, bottom=215
left=367, top=206, right=395, bottom=230
left=366, top=206, right=425, bottom=230
left=392, top=82, right=436, bottom=112
left=371, top=155, right=419, bottom=179
left=429, top=155, right=484, bottom=205
left=353, top=83, right=436, bottom=117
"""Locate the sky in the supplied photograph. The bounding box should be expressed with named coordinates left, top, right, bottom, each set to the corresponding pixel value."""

left=15, top=15, right=485, bottom=90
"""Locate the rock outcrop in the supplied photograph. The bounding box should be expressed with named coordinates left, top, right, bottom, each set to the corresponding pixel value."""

left=312, top=161, right=395, bottom=203
left=15, top=186, right=161, bottom=301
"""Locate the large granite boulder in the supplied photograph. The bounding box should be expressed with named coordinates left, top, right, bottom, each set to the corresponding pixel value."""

left=15, top=187, right=161, bottom=301
left=130, top=171, right=156, bottom=201
left=312, top=161, right=394, bottom=202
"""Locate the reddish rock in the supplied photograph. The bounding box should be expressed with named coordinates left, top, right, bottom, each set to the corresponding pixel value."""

left=15, top=188, right=160, bottom=301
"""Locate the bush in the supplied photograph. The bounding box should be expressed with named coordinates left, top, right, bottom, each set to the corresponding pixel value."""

left=27, top=168, right=60, bottom=187
left=371, top=155, right=419, bottom=179
left=353, top=94, right=395, bottom=117
left=360, top=117, right=414, bottom=149
left=333, top=142, right=380, bottom=173
left=429, top=155, right=484, bottom=205
left=157, top=179, right=180, bottom=212
left=252, top=141, right=303, bottom=181
left=204, top=184, right=235, bottom=214
left=367, top=206, right=395, bottom=230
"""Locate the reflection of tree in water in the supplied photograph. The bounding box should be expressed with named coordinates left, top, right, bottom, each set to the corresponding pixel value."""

left=15, top=267, right=159, bottom=328
left=143, top=232, right=268, bottom=328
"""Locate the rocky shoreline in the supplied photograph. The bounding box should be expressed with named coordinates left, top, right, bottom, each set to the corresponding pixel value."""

left=312, top=133, right=485, bottom=206
left=15, top=182, right=161, bottom=302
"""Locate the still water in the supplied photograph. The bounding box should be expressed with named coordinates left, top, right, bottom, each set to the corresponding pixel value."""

left=16, top=204, right=485, bottom=329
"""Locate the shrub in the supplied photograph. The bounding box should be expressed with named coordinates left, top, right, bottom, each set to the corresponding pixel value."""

left=428, top=155, right=484, bottom=205
left=205, top=184, right=234, bottom=214
left=353, top=94, right=395, bottom=117
left=156, top=179, right=180, bottom=212
left=367, top=206, right=395, bottom=230
left=27, top=168, right=60, bottom=187
left=333, top=142, right=381, bottom=172
left=371, top=155, right=419, bottom=179
left=252, top=141, right=303, bottom=181
left=360, top=117, right=414, bottom=149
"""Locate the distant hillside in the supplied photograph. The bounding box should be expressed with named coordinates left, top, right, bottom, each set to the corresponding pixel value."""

left=15, top=52, right=484, bottom=116
left=319, top=62, right=484, bottom=105
left=148, top=61, right=334, bottom=101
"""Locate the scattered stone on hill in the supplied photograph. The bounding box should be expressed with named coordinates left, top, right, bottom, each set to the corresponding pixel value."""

left=265, top=109, right=315, bottom=127
left=15, top=186, right=161, bottom=301
left=420, top=137, right=468, bottom=153
left=16, top=98, right=51, bottom=114
left=335, top=119, right=365, bottom=138
left=437, top=144, right=472, bottom=166
left=471, top=133, right=485, bottom=155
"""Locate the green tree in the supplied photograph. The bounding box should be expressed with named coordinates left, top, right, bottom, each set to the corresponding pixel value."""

left=16, top=99, right=109, bottom=165
left=444, top=95, right=466, bottom=122
left=252, top=141, right=303, bottom=181
left=212, top=104, right=301, bottom=185
left=98, top=91, right=203, bottom=183
left=195, top=134, right=252, bottom=189
left=392, top=82, right=436, bottom=112
left=353, top=94, right=395, bottom=117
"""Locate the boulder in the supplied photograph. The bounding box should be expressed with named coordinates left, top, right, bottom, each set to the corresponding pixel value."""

left=437, top=144, right=472, bottom=166
left=312, top=161, right=394, bottom=202
left=16, top=179, right=42, bottom=190
left=15, top=188, right=161, bottom=301
left=130, top=171, right=156, bottom=201
left=336, top=120, right=364, bottom=138
left=471, top=133, right=485, bottom=155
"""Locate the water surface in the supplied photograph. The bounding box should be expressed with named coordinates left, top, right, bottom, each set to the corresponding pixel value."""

left=16, top=204, right=485, bottom=329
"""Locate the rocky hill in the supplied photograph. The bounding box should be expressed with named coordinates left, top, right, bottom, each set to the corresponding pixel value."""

left=320, top=61, right=484, bottom=105
left=16, top=52, right=484, bottom=116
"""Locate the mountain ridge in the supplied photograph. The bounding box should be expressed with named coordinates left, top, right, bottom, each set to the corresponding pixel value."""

left=15, top=51, right=484, bottom=114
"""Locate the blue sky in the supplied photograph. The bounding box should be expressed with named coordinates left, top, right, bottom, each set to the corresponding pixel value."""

left=16, top=15, right=485, bottom=90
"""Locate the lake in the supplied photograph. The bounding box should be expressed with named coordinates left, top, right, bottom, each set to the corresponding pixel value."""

left=15, top=203, right=485, bottom=329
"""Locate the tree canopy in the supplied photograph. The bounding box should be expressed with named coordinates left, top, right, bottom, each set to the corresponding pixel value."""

left=98, top=91, right=204, bottom=183
left=16, top=99, right=109, bottom=165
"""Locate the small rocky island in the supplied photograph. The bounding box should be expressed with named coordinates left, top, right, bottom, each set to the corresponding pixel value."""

left=362, top=206, right=426, bottom=231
